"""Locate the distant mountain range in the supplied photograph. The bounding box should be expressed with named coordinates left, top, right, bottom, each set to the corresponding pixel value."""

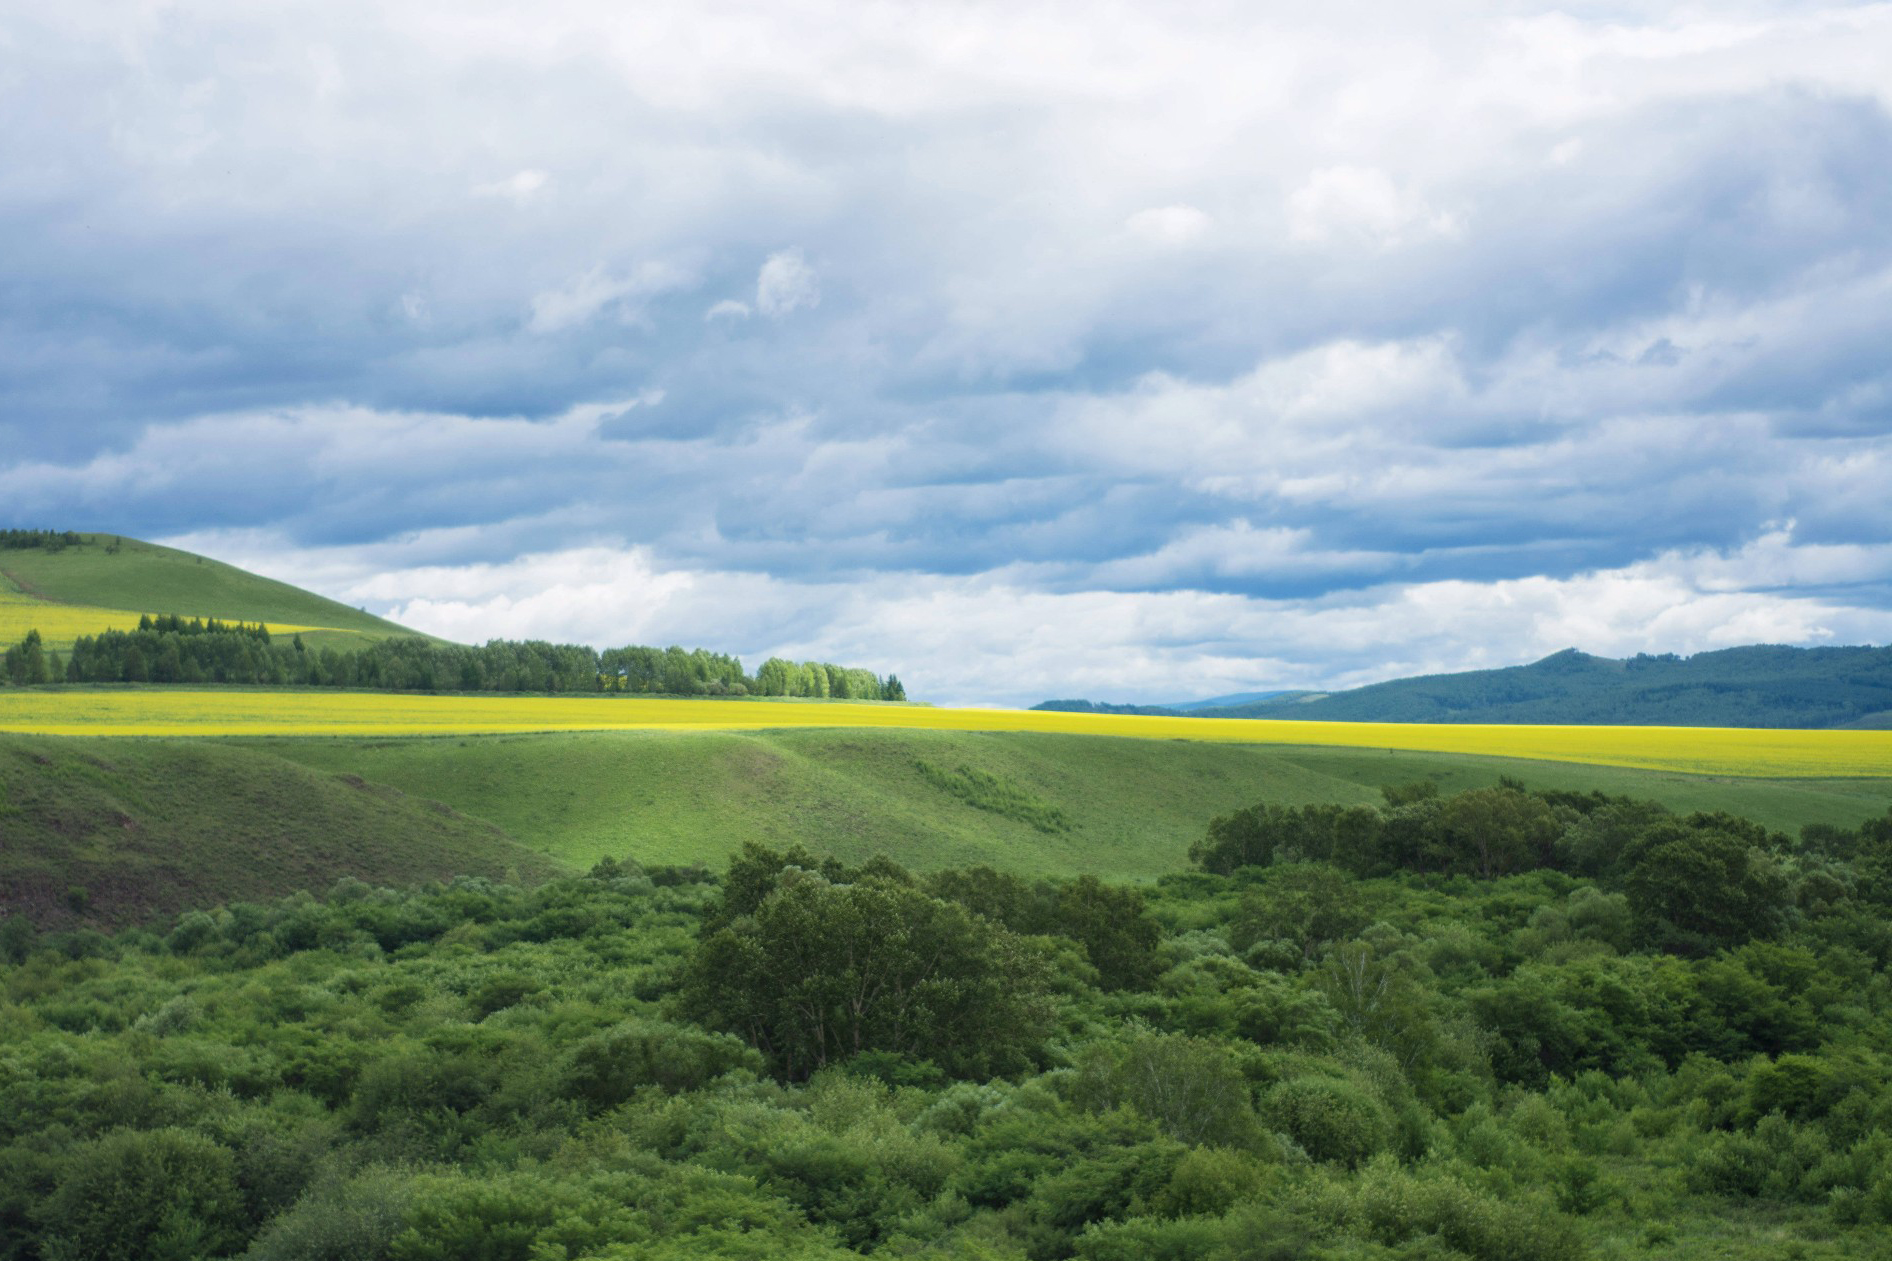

left=1033, top=645, right=1892, bottom=729
left=1032, top=690, right=1295, bottom=717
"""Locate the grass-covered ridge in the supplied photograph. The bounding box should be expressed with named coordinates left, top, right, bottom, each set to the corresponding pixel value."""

left=11, top=728, right=1889, bottom=931
left=0, top=733, right=558, bottom=928
left=0, top=533, right=412, bottom=650
left=258, top=728, right=1892, bottom=878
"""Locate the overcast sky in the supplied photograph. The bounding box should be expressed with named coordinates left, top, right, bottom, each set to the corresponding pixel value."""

left=5, top=1, right=1892, bottom=705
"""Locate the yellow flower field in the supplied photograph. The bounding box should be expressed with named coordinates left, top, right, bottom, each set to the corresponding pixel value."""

left=0, top=592, right=350, bottom=651
left=0, top=689, right=1888, bottom=778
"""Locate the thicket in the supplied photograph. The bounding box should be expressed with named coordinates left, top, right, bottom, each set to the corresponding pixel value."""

left=11, top=617, right=907, bottom=699
left=3, top=789, right=1892, bottom=1260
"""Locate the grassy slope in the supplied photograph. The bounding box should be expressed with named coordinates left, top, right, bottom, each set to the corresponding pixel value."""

left=0, top=733, right=559, bottom=929
left=0, top=534, right=417, bottom=647
left=255, top=728, right=1892, bottom=879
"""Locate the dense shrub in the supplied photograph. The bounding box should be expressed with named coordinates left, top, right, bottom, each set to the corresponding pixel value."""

left=0, top=795, right=1887, bottom=1259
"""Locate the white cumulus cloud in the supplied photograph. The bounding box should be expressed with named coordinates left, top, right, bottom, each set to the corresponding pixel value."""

left=1125, top=205, right=1212, bottom=245
left=755, top=249, right=820, bottom=318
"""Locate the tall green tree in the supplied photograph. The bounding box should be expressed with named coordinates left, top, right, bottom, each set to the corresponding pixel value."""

left=678, top=868, right=1052, bottom=1079
left=1624, top=819, right=1789, bottom=951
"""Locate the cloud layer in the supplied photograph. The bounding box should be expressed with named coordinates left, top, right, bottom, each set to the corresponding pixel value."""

left=3, top=1, right=1890, bottom=703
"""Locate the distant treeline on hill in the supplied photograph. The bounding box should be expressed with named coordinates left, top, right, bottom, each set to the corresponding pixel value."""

left=1034, top=698, right=1185, bottom=717
left=4, top=617, right=906, bottom=699
left=0, top=528, right=84, bottom=551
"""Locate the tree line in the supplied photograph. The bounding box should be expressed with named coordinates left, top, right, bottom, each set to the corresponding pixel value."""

left=7, top=617, right=907, bottom=699
left=0, top=529, right=84, bottom=551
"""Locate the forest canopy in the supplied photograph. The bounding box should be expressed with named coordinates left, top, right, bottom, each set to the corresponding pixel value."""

left=3, top=784, right=1892, bottom=1259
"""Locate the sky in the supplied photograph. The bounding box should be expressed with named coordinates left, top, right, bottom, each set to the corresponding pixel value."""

left=4, top=0, right=1892, bottom=705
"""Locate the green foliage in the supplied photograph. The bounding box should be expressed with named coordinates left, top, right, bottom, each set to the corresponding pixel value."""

left=243, top=1169, right=413, bottom=1261
left=1071, top=1031, right=1266, bottom=1149
left=36, top=1127, right=246, bottom=1261
left=2, top=629, right=48, bottom=686
left=1262, top=1075, right=1392, bottom=1168
left=2, top=788, right=1890, bottom=1260
left=1230, top=863, right=1368, bottom=962
left=1191, top=803, right=1382, bottom=875
left=0, top=529, right=84, bottom=552
left=677, top=849, right=1053, bottom=1078
left=1051, top=876, right=1162, bottom=990
left=47, top=625, right=908, bottom=699
left=1434, top=787, right=1562, bottom=879
left=561, top=1019, right=762, bottom=1106
left=1624, top=818, right=1791, bottom=951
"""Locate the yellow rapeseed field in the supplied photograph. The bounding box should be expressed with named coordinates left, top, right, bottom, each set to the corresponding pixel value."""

left=0, top=689, right=1888, bottom=778
left=0, top=592, right=350, bottom=651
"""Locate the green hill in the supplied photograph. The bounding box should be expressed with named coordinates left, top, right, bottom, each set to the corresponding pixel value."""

left=0, top=733, right=559, bottom=929
left=253, top=727, right=1892, bottom=877
left=1157, top=645, right=1892, bottom=728
left=0, top=532, right=418, bottom=648
left=8, top=724, right=1891, bottom=931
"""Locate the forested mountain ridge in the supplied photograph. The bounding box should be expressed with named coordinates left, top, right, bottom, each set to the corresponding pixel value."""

left=1042, top=645, right=1892, bottom=729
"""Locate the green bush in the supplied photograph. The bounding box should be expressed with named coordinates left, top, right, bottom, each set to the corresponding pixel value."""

left=1262, top=1076, right=1392, bottom=1169
left=37, top=1127, right=245, bottom=1261
left=242, top=1169, right=413, bottom=1261
left=1150, top=1146, right=1273, bottom=1217
left=562, top=1019, right=762, bottom=1107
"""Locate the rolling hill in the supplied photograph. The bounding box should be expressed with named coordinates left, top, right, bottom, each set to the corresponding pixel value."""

left=0, top=732, right=559, bottom=929
left=255, top=727, right=1892, bottom=880
left=0, top=532, right=417, bottom=650
left=1045, top=645, right=1892, bottom=729
left=6, top=723, right=1888, bottom=930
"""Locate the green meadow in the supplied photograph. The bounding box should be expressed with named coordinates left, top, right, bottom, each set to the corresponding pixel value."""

left=254, top=727, right=1892, bottom=877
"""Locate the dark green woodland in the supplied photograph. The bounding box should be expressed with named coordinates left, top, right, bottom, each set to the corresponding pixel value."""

left=5, top=782, right=1892, bottom=1260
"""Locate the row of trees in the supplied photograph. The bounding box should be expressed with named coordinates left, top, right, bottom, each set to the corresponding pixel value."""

left=15, top=620, right=908, bottom=699
left=0, top=528, right=83, bottom=551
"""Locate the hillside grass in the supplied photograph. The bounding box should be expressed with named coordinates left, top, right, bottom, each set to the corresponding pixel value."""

left=0, top=590, right=363, bottom=653
left=6, top=722, right=1886, bottom=928
left=254, top=728, right=1892, bottom=879
left=0, top=733, right=558, bottom=928
left=0, top=534, right=416, bottom=649
left=6, top=688, right=1892, bottom=776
